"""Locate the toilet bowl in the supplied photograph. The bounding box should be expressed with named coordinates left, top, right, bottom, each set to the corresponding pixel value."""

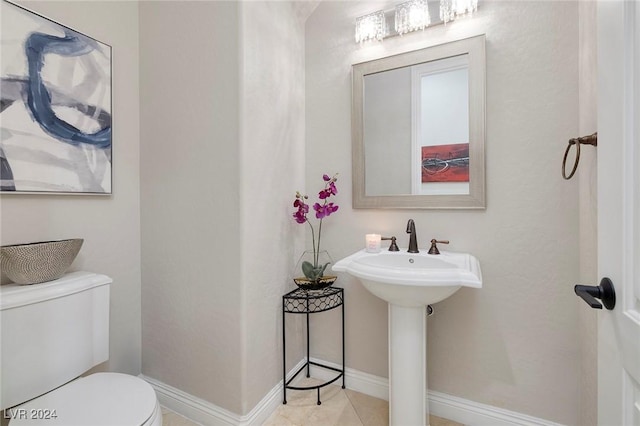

left=7, top=373, right=161, bottom=426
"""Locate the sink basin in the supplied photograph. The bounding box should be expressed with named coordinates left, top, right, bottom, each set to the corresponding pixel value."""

left=332, top=249, right=482, bottom=307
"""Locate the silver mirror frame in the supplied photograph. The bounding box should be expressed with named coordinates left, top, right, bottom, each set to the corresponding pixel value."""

left=352, top=35, right=486, bottom=209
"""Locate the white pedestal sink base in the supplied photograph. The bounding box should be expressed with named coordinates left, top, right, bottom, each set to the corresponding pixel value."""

left=333, top=249, right=482, bottom=426
left=389, top=304, right=428, bottom=425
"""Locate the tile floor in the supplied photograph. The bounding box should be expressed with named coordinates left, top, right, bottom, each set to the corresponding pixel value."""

left=161, top=407, right=200, bottom=426
left=161, top=378, right=464, bottom=426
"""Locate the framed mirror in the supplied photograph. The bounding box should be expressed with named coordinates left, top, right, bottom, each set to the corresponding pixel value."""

left=352, top=35, right=485, bottom=209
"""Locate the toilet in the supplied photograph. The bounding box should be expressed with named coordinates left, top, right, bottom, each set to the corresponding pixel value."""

left=1, top=272, right=162, bottom=426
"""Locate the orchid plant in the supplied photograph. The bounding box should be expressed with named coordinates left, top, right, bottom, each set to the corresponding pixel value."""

left=293, top=173, right=339, bottom=282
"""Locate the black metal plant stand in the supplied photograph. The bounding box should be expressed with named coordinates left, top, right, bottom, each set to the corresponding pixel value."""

left=282, top=286, right=345, bottom=405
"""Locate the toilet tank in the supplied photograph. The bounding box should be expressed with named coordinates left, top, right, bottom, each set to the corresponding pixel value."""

left=0, top=272, right=111, bottom=410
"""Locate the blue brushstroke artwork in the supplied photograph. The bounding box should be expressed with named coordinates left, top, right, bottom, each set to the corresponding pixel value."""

left=0, top=1, right=112, bottom=193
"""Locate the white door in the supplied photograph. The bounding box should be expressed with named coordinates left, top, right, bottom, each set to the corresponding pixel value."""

left=598, top=1, right=640, bottom=425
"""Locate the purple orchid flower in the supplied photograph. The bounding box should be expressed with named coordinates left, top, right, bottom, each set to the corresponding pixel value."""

left=293, top=195, right=309, bottom=224
left=313, top=202, right=339, bottom=219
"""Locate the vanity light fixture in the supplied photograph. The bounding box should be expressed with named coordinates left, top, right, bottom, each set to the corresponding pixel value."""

left=356, top=0, right=478, bottom=43
left=355, top=10, right=387, bottom=43
left=439, top=0, right=478, bottom=24
left=395, top=0, right=431, bottom=36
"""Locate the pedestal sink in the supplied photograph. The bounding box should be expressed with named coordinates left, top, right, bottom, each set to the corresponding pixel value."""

left=333, top=249, right=482, bottom=426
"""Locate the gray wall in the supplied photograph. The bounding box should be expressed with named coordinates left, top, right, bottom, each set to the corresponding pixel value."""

left=1, top=0, right=141, bottom=376
left=239, top=1, right=308, bottom=413
left=306, top=1, right=582, bottom=424
left=139, top=1, right=309, bottom=415
left=139, top=1, right=244, bottom=413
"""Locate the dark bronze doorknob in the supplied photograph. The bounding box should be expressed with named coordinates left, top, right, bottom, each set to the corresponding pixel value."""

left=575, top=277, right=615, bottom=310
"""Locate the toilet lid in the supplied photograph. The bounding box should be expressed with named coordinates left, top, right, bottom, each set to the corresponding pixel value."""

left=9, top=373, right=158, bottom=426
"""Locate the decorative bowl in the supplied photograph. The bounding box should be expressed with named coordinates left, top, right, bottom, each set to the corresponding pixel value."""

left=1, top=239, right=84, bottom=285
left=293, top=275, right=337, bottom=291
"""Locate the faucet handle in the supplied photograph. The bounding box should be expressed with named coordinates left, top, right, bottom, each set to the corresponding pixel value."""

left=382, top=236, right=399, bottom=251
left=428, top=239, right=449, bottom=255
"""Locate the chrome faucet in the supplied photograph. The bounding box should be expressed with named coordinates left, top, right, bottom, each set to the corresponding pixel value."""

left=406, top=219, right=419, bottom=253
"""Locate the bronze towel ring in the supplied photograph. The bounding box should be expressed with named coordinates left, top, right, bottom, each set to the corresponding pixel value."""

left=562, top=132, right=597, bottom=180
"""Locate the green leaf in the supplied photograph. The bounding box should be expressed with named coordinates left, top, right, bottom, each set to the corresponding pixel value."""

left=318, top=262, right=330, bottom=276
left=302, top=260, right=331, bottom=281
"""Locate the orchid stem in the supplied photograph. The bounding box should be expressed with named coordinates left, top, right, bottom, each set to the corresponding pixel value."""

left=307, top=219, right=317, bottom=267
left=317, top=219, right=323, bottom=267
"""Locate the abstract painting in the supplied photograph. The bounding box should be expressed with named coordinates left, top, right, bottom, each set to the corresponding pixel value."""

left=1, top=1, right=112, bottom=194
left=421, top=143, right=469, bottom=183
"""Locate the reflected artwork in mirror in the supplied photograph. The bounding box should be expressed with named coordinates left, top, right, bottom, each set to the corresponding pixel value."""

left=352, top=35, right=485, bottom=209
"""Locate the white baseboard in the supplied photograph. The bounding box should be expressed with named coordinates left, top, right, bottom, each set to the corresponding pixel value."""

left=308, top=357, right=564, bottom=426
left=141, top=374, right=239, bottom=426
left=140, top=358, right=305, bottom=426
left=428, top=391, right=565, bottom=426
left=141, top=358, right=564, bottom=426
